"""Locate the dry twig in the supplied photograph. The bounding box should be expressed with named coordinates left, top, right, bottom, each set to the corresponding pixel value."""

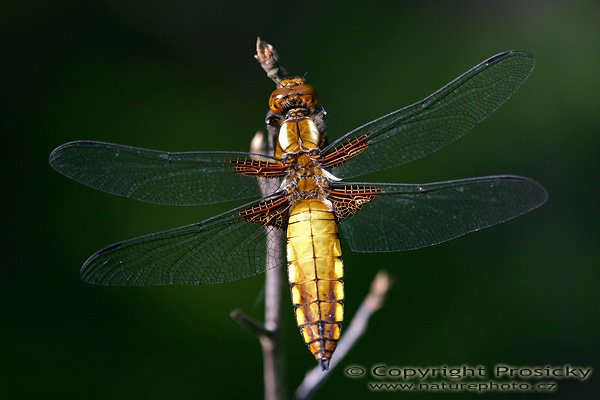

left=255, top=37, right=288, bottom=84
left=231, top=131, right=285, bottom=400
left=294, top=271, right=393, bottom=400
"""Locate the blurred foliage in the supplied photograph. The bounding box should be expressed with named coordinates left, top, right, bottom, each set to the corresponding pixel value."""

left=3, top=1, right=599, bottom=399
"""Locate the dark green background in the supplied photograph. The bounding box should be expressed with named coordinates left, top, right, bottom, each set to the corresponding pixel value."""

left=4, top=1, right=598, bottom=399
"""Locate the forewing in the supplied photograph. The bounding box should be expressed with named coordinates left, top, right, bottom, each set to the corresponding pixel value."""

left=323, top=51, right=535, bottom=179
left=49, top=141, right=281, bottom=205
left=80, top=198, right=286, bottom=285
left=336, top=176, right=547, bottom=252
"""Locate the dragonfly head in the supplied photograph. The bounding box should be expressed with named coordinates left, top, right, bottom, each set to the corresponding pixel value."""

left=269, top=77, right=319, bottom=114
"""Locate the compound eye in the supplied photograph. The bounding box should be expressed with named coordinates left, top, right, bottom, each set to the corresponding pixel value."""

left=269, top=87, right=290, bottom=113
left=296, top=84, right=319, bottom=109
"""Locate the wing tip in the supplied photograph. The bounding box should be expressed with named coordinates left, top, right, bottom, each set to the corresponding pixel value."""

left=487, top=50, right=534, bottom=62
left=48, top=140, right=101, bottom=169
left=79, top=242, right=124, bottom=286
left=467, top=174, right=548, bottom=209
left=496, top=174, right=548, bottom=206
left=486, top=50, right=535, bottom=72
left=48, top=142, right=70, bottom=168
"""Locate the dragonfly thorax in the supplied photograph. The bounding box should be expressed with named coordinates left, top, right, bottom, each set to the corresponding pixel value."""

left=279, top=151, right=341, bottom=205
left=284, top=163, right=331, bottom=202
left=275, top=116, right=324, bottom=159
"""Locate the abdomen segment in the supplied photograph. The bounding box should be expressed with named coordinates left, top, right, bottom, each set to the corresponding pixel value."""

left=286, top=199, right=344, bottom=370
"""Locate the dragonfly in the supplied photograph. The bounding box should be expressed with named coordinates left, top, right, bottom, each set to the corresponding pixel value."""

left=49, top=46, right=547, bottom=371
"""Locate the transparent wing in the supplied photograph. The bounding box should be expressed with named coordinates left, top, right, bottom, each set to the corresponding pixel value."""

left=80, top=197, right=286, bottom=285
left=323, top=51, right=534, bottom=179
left=336, top=176, right=547, bottom=252
left=49, top=141, right=281, bottom=205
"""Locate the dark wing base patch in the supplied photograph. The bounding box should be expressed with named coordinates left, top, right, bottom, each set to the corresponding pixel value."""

left=232, top=158, right=287, bottom=177
left=240, top=194, right=291, bottom=228
left=328, top=185, right=381, bottom=219
left=320, top=133, right=370, bottom=169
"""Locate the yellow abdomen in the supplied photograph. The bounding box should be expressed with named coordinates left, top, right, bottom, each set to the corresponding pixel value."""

left=287, top=199, right=344, bottom=369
